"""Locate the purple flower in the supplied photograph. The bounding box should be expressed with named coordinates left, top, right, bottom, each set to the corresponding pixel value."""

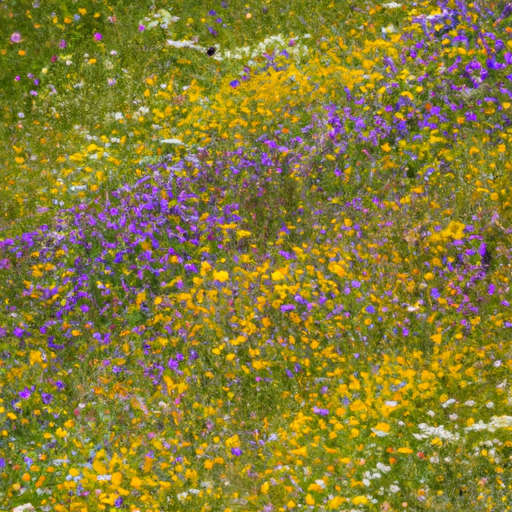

left=464, top=61, right=488, bottom=88
left=488, top=283, right=495, bottom=295
left=13, top=327, right=24, bottom=337
left=59, top=39, right=67, bottom=49
left=231, top=447, right=242, bottom=456
left=114, top=497, right=123, bottom=507
left=280, top=304, right=295, bottom=312
left=168, top=358, right=179, bottom=371
left=93, top=33, right=103, bottom=41
left=19, top=387, right=32, bottom=399
left=42, top=393, right=53, bottom=404
left=499, top=3, right=512, bottom=19
left=139, top=25, right=145, bottom=32
left=313, top=407, right=329, bottom=416
left=10, top=32, right=21, bottom=43
left=487, top=58, right=506, bottom=70
left=230, top=79, right=240, bottom=88
left=366, top=305, right=376, bottom=314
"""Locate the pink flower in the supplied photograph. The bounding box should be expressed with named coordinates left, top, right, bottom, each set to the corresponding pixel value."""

left=93, top=32, right=103, bottom=41
left=10, top=32, right=21, bottom=43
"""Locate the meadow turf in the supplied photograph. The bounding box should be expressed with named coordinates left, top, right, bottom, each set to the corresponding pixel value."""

left=1, top=0, right=512, bottom=511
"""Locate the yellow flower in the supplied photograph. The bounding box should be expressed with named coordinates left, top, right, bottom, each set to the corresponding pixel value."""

left=441, top=221, right=465, bottom=240
left=290, top=445, right=308, bottom=457
left=213, top=270, right=229, bottom=282
left=271, top=270, right=285, bottom=281
left=130, top=476, right=142, bottom=489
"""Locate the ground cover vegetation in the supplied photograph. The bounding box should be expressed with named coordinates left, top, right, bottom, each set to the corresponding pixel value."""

left=1, top=0, right=512, bottom=510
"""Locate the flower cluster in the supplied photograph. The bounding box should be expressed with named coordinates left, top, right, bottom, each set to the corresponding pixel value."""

left=1, top=0, right=512, bottom=511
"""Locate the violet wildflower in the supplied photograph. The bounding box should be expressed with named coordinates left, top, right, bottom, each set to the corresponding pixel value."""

left=42, top=393, right=53, bottom=404
left=464, top=60, right=488, bottom=88
left=19, top=387, right=32, bottom=399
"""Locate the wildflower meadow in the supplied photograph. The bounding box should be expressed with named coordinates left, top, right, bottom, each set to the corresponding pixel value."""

left=1, top=0, right=512, bottom=511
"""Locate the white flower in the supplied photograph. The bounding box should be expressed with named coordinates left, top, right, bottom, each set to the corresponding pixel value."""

left=13, top=505, right=35, bottom=512
left=449, top=414, right=458, bottom=421
left=315, top=479, right=326, bottom=489
left=167, top=39, right=203, bottom=50
left=376, top=463, right=391, bottom=473
left=390, top=485, right=400, bottom=493
left=464, top=400, right=475, bottom=406
left=441, top=398, right=456, bottom=408
left=486, top=402, right=494, bottom=409
left=382, top=24, right=397, bottom=34
left=383, top=1, right=401, bottom=8
left=363, top=478, right=371, bottom=487
left=427, top=410, right=435, bottom=417
left=177, top=492, right=188, bottom=501
left=493, top=360, right=502, bottom=367
left=417, top=423, right=459, bottom=441
left=160, top=138, right=184, bottom=145
left=497, top=379, right=508, bottom=389
left=385, top=401, right=398, bottom=407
